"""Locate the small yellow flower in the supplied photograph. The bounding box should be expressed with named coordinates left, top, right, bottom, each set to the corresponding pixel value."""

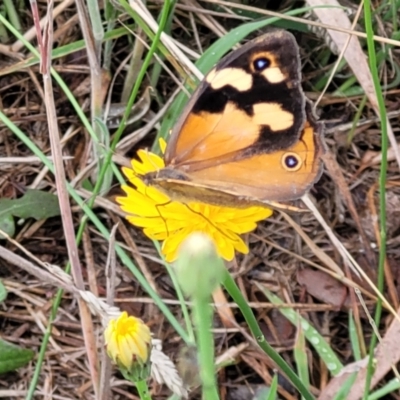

left=116, top=140, right=272, bottom=262
left=104, top=311, right=151, bottom=370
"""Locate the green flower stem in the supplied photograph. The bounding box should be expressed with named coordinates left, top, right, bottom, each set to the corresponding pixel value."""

left=222, top=270, right=314, bottom=400
left=175, top=234, right=224, bottom=399
left=192, top=296, right=219, bottom=400
left=135, top=379, right=152, bottom=400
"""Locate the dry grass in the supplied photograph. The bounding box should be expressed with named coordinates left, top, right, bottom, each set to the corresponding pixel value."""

left=1, top=0, right=400, bottom=399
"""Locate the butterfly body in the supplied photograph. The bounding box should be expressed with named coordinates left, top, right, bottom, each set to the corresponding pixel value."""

left=144, top=30, right=325, bottom=208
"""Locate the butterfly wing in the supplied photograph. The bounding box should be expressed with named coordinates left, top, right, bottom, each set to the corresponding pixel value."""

left=165, top=30, right=306, bottom=167
left=151, top=31, right=325, bottom=205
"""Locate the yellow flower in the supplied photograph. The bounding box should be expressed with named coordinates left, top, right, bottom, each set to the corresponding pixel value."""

left=104, top=311, right=151, bottom=370
left=116, top=140, right=272, bottom=262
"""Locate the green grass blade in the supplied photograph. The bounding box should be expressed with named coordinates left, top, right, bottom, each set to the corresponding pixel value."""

left=258, top=284, right=343, bottom=376
left=362, top=1, right=389, bottom=397
left=294, top=320, right=310, bottom=395
left=224, top=273, right=314, bottom=400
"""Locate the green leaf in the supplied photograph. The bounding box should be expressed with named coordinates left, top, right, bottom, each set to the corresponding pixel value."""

left=332, top=373, right=357, bottom=400
left=294, top=321, right=310, bottom=390
left=0, top=213, right=15, bottom=237
left=348, top=311, right=362, bottom=361
left=265, top=375, right=278, bottom=400
left=0, top=338, right=34, bottom=374
left=0, top=189, right=60, bottom=237
left=0, top=280, right=6, bottom=303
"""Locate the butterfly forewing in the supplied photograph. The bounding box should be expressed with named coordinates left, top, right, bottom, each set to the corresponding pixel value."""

left=165, top=31, right=306, bottom=169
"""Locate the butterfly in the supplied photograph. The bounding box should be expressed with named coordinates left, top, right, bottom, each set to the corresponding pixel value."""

left=143, top=30, right=325, bottom=209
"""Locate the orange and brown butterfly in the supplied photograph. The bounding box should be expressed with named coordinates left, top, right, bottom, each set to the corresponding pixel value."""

left=117, top=31, right=326, bottom=261
left=143, top=30, right=325, bottom=209
left=144, top=30, right=324, bottom=207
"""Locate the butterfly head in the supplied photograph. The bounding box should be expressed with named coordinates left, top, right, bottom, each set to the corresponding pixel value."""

left=142, top=167, right=190, bottom=187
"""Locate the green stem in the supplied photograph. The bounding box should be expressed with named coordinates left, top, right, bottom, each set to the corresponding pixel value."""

left=192, top=296, right=219, bottom=400
left=222, top=270, right=314, bottom=400
left=135, top=379, right=152, bottom=400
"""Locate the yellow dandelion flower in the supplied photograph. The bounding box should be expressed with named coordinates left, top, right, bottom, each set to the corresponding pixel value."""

left=116, top=140, right=272, bottom=262
left=104, top=311, right=151, bottom=371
